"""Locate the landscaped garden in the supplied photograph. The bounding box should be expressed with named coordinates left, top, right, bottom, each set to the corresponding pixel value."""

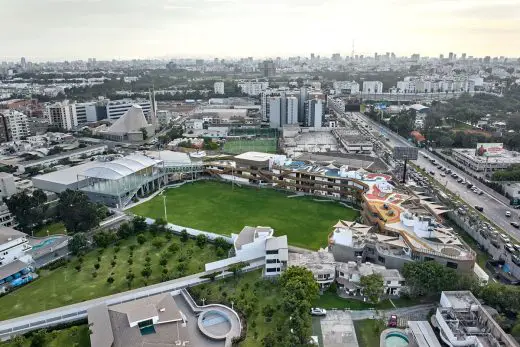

left=130, top=181, right=359, bottom=249
left=354, top=319, right=387, bottom=347
left=0, top=229, right=225, bottom=320
left=0, top=325, right=90, bottom=347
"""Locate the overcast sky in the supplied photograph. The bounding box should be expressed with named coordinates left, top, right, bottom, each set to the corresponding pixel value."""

left=1, top=0, right=520, bottom=61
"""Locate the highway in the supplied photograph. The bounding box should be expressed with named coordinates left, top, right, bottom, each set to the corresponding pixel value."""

left=348, top=111, right=520, bottom=241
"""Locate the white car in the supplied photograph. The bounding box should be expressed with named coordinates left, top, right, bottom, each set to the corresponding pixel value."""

left=506, top=211, right=512, bottom=217
left=310, top=308, right=327, bottom=316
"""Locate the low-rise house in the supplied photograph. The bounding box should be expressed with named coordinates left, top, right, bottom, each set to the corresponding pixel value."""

left=0, top=226, right=33, bottom=293
left=336, top=261, right=405, bottom=297
left=289, top=249, right=337, bottom=290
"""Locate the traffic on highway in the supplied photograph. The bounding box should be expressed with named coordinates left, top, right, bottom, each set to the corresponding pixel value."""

left=348, top=111, right=520, bottom=241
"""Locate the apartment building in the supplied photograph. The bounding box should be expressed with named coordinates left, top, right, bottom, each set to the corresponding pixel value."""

left=0, top=110, right=30, bottom=141
left=45, top=101, right=77, bottom=130
left=106, top=99, right=152, bottom=121
left=213, top=81, right=225, bottom=95
left=362, top=81, right=384, bottom=94
left=238, top=81, right=269, bottom=96
left=332, top=81, right=360, bottom=94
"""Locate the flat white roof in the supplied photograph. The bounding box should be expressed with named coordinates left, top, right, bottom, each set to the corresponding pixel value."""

left=32, top=161, right=102, bottom=185
left=234, top=151, right=276, bottom=162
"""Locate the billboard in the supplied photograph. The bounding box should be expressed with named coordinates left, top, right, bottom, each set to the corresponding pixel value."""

left=393, top=147, right=418, bottom=160
left=475, top=143, right=504, bottom=157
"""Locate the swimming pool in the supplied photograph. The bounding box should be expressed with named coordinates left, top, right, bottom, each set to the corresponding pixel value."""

left=202, top=311, right=229, bottom=327
left=32, top=237, right=60, bottom=250
left=385, top=332, right=409, bottom=347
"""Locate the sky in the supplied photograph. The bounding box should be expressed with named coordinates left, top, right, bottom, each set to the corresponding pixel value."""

left=1, top=0, right=520, bottom=61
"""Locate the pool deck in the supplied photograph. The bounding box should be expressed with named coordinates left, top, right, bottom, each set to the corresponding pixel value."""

left=318, top=310, right=359, bottom=347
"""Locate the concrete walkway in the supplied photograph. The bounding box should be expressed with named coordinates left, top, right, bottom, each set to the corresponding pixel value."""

left=0, top=261, right=264, bottom=341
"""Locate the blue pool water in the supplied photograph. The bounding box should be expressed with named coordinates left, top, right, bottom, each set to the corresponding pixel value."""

left=32, top=237, right=59, bottom=250
left=139, top=326, right=156, bottom=335
left=385, top=332, right=409, bottom=347
left=202, top=311, right=229, bottom=327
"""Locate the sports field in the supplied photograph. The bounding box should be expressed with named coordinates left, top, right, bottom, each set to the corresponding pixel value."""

left=130, top=181, right=359, bottom=249
left=223, top=139, right=277, bottom=154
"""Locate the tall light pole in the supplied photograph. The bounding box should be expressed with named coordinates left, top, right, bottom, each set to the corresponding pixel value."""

left=162, top=194, right=168, bottom=222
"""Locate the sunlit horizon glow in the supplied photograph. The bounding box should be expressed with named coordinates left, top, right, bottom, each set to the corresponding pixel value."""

left=1, top=0, right=520, bottom=61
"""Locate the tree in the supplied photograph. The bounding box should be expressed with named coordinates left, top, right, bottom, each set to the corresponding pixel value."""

left=107, top=276, right=115, bottom=284
left=403, top=261, right=459, bottom=297
left=152, top=237, right=165, bottom=249
left=141, top=266, right=152, bottom=280
left=262, top=304, right=275, bottom=322
left=360, top=273, right=384, bottom=304
left=150, top=218, right=167, bottom=234
left=3, top=190, right=48, bottom=233
left=48, top=146, right=64, bottom=155
left=214, top=237, right=231, bottom=250
left=92, top=231, right=117, bottom=248
left=137, top=233, right=146, bottom=245
left=196, top=234, right=208, bottom=248
left=57, top=190, right=102, bottom=233
left=117, top=222, right=134, bottom=239
left=132, top=215, right=148, bottom=232
left=140, top=127, right=148, bottom=140
left=68, top=232, right=88, bottom=255
left=279, top=266, right=319, bottom=346
left=180, top=229, right=189, bottom=242
left=11, top=335, right=26, bottom=347
left=30, top=329, right=48, bottom=347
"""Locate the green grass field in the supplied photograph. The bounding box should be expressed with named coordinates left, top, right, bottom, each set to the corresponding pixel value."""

left=34, top=222, right=66, bottom=237
left=0, top=325, right=90, bottom=347
left=354, top=319, right=386, bottom=347
left=0, top=232, right=222, bottom=320
left=223, top=139, right=277, bottom=154
left=189, top=269, right=282, bottom=347
left=130, top=181, right=359, bottom=249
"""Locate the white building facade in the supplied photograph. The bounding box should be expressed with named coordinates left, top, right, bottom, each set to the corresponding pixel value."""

left=362, top=81, right=384, bottom=94
left=238, top=81, right=269, bottom=96
left=46, top=101, right=78, bottom=130
left=1, top=110, right=29, bottom=140
left=214, top=81, right=225, bottom=95
left=106, top=99, right=152, bottom=121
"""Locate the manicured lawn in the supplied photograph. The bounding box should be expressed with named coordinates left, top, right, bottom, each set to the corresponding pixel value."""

left=0, top=325, right=90, bottom=347
left=0, top=232, right=223, bottom=320
left=33, top=222, right=66, bottom=237
left=189, top=269, right=283, bottom=347
left=223, top=139, right=277, bottom=154
left=130, top=181, right=359, bottom=250
left=354, top=319, right=386, bottom=347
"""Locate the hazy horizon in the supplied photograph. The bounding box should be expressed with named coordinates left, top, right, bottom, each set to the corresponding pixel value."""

left=2, top=0, right=520, bottom=61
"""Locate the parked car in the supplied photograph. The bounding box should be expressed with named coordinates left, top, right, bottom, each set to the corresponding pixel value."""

left=388, top=315, right=398, bottom=328
left=506, top=211, right=512, bottom=217
left=511, top=222, right=520, bottom=229
left=475, top=206, right=484, bottom=212
left=310, top=308, right=327, bottom=316
left=505, top=244, right=515, bottom=253
left=440, top=173, right=446, bottom=177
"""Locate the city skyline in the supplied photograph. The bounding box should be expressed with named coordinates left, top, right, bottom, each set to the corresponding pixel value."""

left=1, top=0, right=520, bottom=61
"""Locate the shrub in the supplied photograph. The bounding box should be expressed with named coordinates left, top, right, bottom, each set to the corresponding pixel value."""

left=180, top=229, right=189, bottom=242
left=137, top=234, right=146, bottom=245
left=129, top=245, right=136, bottom=252
left=165, top=232, right=172, bottom=240
left=168, top=243, right=180, bottom=254
left=107, top=277, right=114, bottom=284
left=114, top=246, right=120, bottom=253
left=92, top=272, right=97, bottom=278
left=94, top=263, right=100, bottom=270
left=196, top=234, right=208, bottom=248
left=111, top=261, right=116, bottom=267
left=75, top=265, right=81, bottom=272
left=159, top=258, right=168, bottom=266
left=127, top=259, right=133, bottom=265
left=152, top=238, right=165, bottom=249
left=145, top=256, right=151, bottom=263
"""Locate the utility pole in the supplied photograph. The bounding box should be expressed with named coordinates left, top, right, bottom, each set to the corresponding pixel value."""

left=162, top=195, right=167, bottom=222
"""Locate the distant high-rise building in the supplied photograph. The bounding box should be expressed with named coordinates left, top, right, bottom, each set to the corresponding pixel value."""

left=260, top=60, right=276, bottom=78
left=385, top=52, right=390, bottom=60
left=268, top=95, right=299, bottom=128
left=238, top=80, right=269, bottom=96
left=20, top=57, right=26, bottom=70
left=439, top=54, right=444, bottom=60
left=214, top=81, right=225, bottom=95
left=332, top=53, right=341, bottom=61
left=46, top=101, right=78, bottom=130
left=286, top=97, right=299, bottom=125
left=484, top=56, right=491, bottom=63
left=362, top=81, right=383, bottom=94
left=448, top=52, right=454, bottom=60
left=0, top=110, right=30, bottom=142
left=461, top=53, right=467, bottom=60
left=411, top=54, right=420, bottom=62
left=299, top=87, right=308, bottom=123
left=310, top=53, right=315, bottom=60
left=305, top=99, right=324, bottom=128
left=195, top=59, right=204, bottom=66
left=106, top=99, right=152, bottom=121
left=391, top=52, right=396, bottom=60
left=374, top=53, right=379, bottom=61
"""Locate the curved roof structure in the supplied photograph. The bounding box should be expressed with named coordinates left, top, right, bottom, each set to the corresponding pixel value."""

left=82, top=154, right=158, bottom=180
left=106, top=105, right=150, bottom=134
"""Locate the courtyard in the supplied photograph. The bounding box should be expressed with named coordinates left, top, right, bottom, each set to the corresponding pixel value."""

left=129, top=181, right=359, bottom=249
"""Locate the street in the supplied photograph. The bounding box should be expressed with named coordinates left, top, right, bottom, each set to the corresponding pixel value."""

left=349, top=111, right=520, bottom=241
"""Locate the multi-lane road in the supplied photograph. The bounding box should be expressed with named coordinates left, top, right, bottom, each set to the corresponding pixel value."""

left=348, top=111, right=520, bottom=241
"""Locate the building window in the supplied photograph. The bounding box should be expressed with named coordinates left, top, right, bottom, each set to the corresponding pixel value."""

left=387, top=281, right=391, bottom=285
left=266, top=268, right=277, bottom=273
left=354, top=251, right=363, bottom=257
left=266, top=250, right=279, bottom=255
left=266, top=259, right=279, bottom=264
left=340, top=272, right=344, bottom=277
left=446, top=262, right=458, bottom=269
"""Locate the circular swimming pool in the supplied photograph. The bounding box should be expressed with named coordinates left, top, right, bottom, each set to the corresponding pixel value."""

left=385, top=332, right=409, bottom=347
left=198, top=310, right=232, bottom=339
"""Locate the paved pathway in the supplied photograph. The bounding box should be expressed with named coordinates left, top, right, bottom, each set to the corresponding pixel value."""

left=348, top=304, right=435, bottom=321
